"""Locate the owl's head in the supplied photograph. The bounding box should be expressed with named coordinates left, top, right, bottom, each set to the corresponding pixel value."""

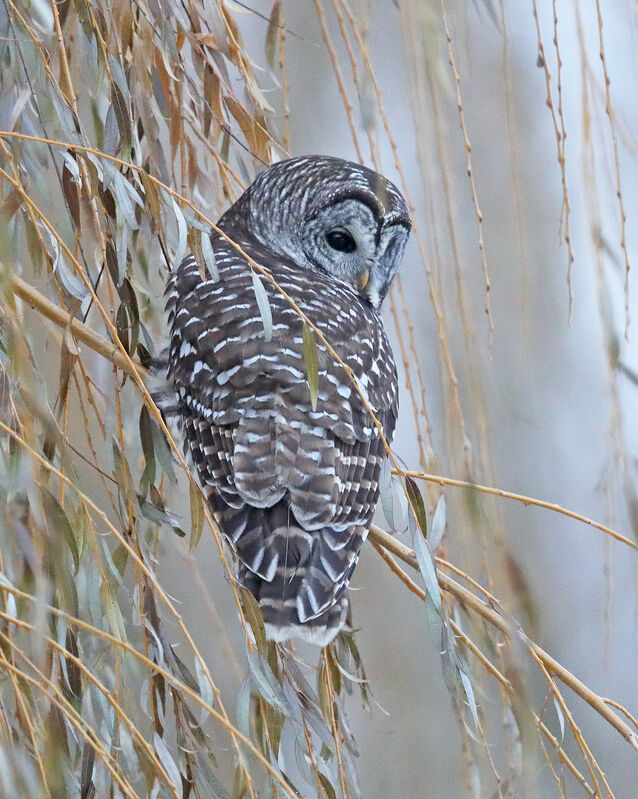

left=227, top=156, right=411, bottom=309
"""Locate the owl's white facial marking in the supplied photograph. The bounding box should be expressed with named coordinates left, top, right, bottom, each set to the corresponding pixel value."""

left=221, top=155, right=411, bottom=311
left=300, top=198, right=409, bottom=309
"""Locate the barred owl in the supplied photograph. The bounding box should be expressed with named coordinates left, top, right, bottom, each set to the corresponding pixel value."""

left=165, top=156, right=410, bottom=645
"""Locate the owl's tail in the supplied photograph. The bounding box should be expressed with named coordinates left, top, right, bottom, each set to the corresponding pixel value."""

left=221, top=501, right=365, bottom=647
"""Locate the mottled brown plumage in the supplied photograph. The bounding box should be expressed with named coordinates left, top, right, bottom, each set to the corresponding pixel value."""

left=166, top=156, right=410, bottom=645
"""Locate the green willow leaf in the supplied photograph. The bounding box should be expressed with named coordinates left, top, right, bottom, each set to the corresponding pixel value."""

left=405, top=476, right=427, bottom=538
left=240, top=586, right=267, bottom=655
left=265, top=1, right=281, bottom=69
left=302, top=322, right=319, bottom=412
left=317, top=772, right=337, bottom=799
left=41, top=489, right=80, bottom=574
left=189, top=482, right=205, bottom=551
left=100, top=580, right=126, bottom=641
left=139, top=405, right=156, bottom=490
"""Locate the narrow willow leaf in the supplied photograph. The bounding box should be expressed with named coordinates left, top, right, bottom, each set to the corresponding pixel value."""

left=5, top=593, right=16, bottom=621
left=58, top=326, right=77, bottom=412
left=118, top=173, right=144, bottom=208
left=302, top=322, right=319, bottom=411
left=171, top=198, right=187, bottom=269
left=299, top=701, right=334, bottom=750
left=236, top=675, right=251, bottom=738
left=359, top=71, right=377, bottom=134
left=103, top=103, right=119, bottom=156
left=153, top=732, right=181, bottom=792
left=42, top=489, right=80, bottom=574
left=137, top=494, right=184, bottom=533
left=100, top=580, right=126, bottom=641
left=141, top=172, right=162, bottom=233
left=195, top=657, right=215, bottom=713
left=112, top=543, right=128, bottom=582
left=378, top=458, right=394, bottom=530
left=24, top=216, right=43, bottom=275
left=429, top=495, right=446, bottom=550
left=49, top=84, right=80, bottom=143
left=240, top=586, right=267, bottom=655
left=459, top=668, right=479, bottom=733
left=189, top=482, right=205, bottom=551
left=170, top=650, right=199, bottom=693
left=251, top=270, right=272, bottom=341
left=188, top=227, right=206, bottom=280
left=116, top=302, right=130, bottom=354
left=116, top=217, right=128, bottom=285
left=64, top=627, right=82, bottom=699
left=264, top=702, right=284, bottom=758
left=405, top=476, right=427, bottom=537
left=110, top=79, right=132, bottom=148
left=201, top=230, right=220, bottom=281
left=317, top=660, right=333, bottom=727
left=49, top=232, right=89, bottom=302
left=265, top=1, right=281, bottom=68
left=151, top=419, right=176, bottom=483
left=9, top=86, right=31, bottom=130
left=225, top=95, right=257, bottom=152
left=202, top=64, right=218, bottom=137
left=195, top=758, right=230, bottom=799
left=247, top=648, right=292, bottom=717
left=62, top=166, right=81, bottom=233
left=412, top=526, right=442, bottom=612
left=232, top=764, right=249, bottom=799
left=62, top=151, right=81, bottom=184
left=104, top=238, right=119, bottom=286
left=294, top=738, right=316, bottom=785
left=220, top=127, right=230, bottom=162
left=108, top=54, right=130, bottom=102
left=553, top=696, right=565, bottom=742
left=101, top=538, right=124, bottom=587
left=117, top=722, right=137, bottom=774
left=318, top=773, right=337, bottom=799
left=104, top=165, right=136, bottom=225
left=80, top=739, right=96, bottom=799
left=139, top=405, right=156, bottom=490
left=392, top=477, right=409, bottom=534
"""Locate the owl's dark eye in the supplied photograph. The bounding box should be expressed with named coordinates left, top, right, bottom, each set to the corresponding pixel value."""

left=325, top=228, right=356, bottom=253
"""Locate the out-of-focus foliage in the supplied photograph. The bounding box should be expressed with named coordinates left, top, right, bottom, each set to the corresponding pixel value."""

left=0, top=1, right=636, bottom=798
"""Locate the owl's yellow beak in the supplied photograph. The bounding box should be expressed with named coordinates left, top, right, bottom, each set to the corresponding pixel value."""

left=357, top=268, right=371, bottom=291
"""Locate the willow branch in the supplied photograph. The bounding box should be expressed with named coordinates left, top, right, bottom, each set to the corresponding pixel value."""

left=399, top=469, right=636, bottom=551
left=368, top=525, right=638, bottom=753
left=9, top=274, right=149, bottom=379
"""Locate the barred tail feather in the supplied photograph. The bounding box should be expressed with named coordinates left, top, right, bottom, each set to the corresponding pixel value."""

left=222, top=501, right=364, bottom=646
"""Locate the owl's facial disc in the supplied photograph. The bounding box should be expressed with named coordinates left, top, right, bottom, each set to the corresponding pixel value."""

left=301, top=198, right=409, bottom=309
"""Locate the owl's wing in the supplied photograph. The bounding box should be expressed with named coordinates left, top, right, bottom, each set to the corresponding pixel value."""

left=167, top=253, right=396, bottom=505
left=167, top=254, right=397, bottom=637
